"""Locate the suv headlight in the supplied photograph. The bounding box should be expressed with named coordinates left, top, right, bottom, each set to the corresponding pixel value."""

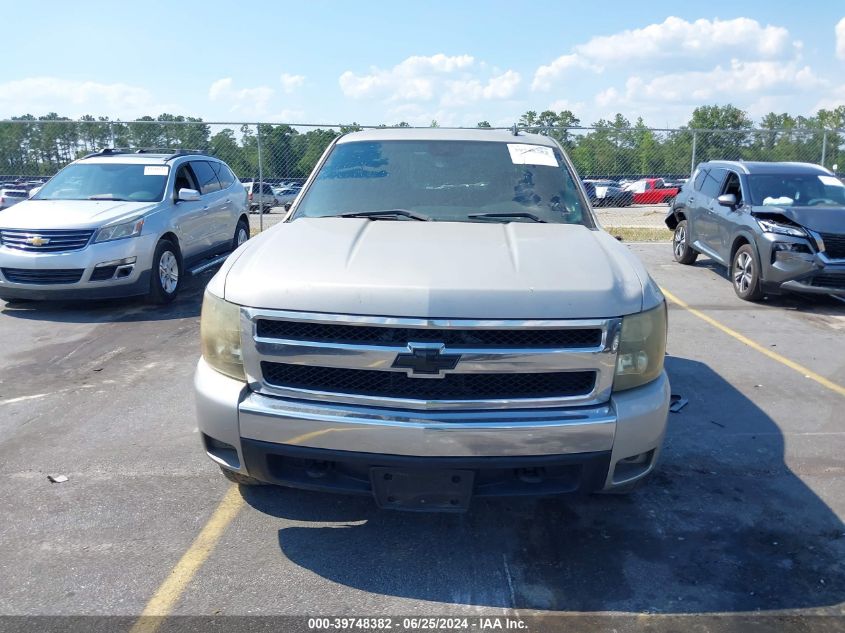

left=613, top=302, right=667, bottom=392
left=757, top=218, right=806, bottom=238
left=200, top=291, right=245, bottom=381
left=94, top=217, right=145, bottom=243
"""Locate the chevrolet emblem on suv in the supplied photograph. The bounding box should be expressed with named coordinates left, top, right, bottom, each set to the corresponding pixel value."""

left=24, top=236, right=50, bottom=247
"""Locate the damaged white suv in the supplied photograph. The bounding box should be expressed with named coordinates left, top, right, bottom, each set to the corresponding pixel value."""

left=196, top=128, right=670, bottom=511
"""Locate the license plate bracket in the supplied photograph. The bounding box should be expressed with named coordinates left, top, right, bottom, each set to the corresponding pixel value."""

left=370, top=467, right=475, bottom=512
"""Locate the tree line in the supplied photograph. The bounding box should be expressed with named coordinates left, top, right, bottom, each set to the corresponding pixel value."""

left=1, top=104, right=843, bottom=179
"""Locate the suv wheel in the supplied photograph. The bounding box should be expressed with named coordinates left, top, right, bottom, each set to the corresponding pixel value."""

left=233, top=218, right=250, bottom=249
left=672, top=220, right=698, bottom=265
left=731, top=244, right=764, bottom=301
left=149, top=239, right=181, bottom=304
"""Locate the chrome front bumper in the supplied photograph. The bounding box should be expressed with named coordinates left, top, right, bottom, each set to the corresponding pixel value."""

left=195, top=358, right=671, bottom=491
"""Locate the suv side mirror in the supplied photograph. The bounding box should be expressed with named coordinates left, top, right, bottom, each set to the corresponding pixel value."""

left=717, top=193, right=737, bottom=208
left=178, top=188, right=200, bottom=202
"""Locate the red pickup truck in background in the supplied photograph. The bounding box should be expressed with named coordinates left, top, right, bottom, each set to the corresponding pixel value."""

left=624, top=178, right=679, bottom=204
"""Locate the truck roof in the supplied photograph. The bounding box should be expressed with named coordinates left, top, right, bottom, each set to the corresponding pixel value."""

left=703, top=160, right=830, bottom=176
left=337, top=128, right=559, bottom=147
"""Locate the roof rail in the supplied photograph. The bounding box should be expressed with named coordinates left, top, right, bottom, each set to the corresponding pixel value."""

left=80, top=147, right=211, bottom=161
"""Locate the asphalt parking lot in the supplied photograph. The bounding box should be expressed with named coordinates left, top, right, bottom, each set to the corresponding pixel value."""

left=0, top=242, right=843, bottom=630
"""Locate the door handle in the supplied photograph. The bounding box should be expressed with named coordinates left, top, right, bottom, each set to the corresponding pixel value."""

left=203, top=206, right=209, bottom=211
left=688, top=197, right=695, bottom=205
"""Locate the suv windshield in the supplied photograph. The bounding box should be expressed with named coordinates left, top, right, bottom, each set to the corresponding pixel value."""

left=747, top=173, right=845, bottom=207
left=294, top=140, right=591, bottom=225
left=34, top=163, right=169, bottom=202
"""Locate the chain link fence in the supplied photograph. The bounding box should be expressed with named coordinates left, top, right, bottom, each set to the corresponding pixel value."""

left=2, top=119, right=843, bottom=241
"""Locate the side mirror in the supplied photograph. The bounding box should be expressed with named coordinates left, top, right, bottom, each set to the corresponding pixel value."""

left=177, top=188, right=200, bottom=202
left=717, top=193, right=738, bottom=208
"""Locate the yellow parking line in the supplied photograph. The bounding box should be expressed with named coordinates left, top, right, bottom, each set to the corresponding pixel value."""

left=661, top=287, right=845, bottom=398
left=129, top=484, right=244, bottom=633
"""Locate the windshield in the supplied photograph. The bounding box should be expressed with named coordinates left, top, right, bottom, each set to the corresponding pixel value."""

left=294, top=140, right=591, bottom=225
left=747, top=173, right=845, bottom=207
left=34, top=163, right=169, bottom=202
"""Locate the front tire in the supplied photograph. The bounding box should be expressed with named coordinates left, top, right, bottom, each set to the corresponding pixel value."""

left=672, top=220, right=698, bottom=265
left=731, top=244, right=764, bottom=301
left=233, top=218, right=250, bottom=250
left=149, top=239, right=181, bottom=304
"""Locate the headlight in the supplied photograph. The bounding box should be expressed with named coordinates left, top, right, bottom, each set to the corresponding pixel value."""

left=94, top=217, right=145, bottom=243
left=200, top=291, right=245, bottom=381
left=613, top=302, right=667, bottom=392
left=757, top=218, right=806, bottom=238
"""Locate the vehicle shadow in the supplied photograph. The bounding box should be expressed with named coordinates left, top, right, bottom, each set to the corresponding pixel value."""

left=0, top=269, right=214, bottom=324
left=241, top=355, right=845, bottom=613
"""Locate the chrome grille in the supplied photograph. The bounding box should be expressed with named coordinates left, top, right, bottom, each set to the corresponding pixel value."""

left=261, top=362, right=596, bottom=400
left=256, top=319, right=603, bottom=348
left=242, top=309, right=620, bottom=410
left=0, top=228, right=95, bottom=252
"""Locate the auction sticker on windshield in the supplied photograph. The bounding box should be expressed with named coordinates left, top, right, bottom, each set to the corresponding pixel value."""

left=144, top=165, right=169, bottom=176
left=507, top=144, right=558, bottom=167
left=819, top=175, right=844, bottom=187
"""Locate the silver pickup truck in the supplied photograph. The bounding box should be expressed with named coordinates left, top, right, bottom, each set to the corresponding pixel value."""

left=195, top=128, right=670, bottom=511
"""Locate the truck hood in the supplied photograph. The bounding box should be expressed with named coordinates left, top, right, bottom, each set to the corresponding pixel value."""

left=750, top=205, right=845, bottom=234
left=0, top=199, right=156, bottom=229
left=222, top=218, right=653, bottom=319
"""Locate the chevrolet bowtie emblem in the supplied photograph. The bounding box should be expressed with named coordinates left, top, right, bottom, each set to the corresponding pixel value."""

left=391, top=343, right=461, bottom=378
left=25, top=235, right=50, bottom=247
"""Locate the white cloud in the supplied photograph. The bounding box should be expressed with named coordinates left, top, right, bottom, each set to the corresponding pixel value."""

left=532, top=17, right=794, bottom=92
left=0, top=77, right=173, bottom=118
left=339, top=54, right=475, bottom=101
left=442, top=70, right=521, bottom=106
left=340, top=54, right=520, bottom=110
left=585, top=60, right=823, bottom=126
left=547, top=99, right=586, bottom=118
left=575, top=16, right=791, bottom=65
left=279, top=73, right=305, bottom=94
left=208, top=78, right=274, bottom=116
left=532, top=55, right=598, bottom=91
left=836, top=17, right=845, bottom=60
left=620, top=60, right=820, bottom=104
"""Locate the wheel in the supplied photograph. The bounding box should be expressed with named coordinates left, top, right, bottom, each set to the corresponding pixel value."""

left=148, top=239, right=181, bottom=304
left=731, top=244, right=764, bottom=301
left=233, top=218, right=250, bottom=250
left=672, top=220, right=698, bottom=265
left=220, top=466, right=266, bottom=486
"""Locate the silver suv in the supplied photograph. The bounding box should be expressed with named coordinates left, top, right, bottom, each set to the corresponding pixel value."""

left=195, top=128, right=670, bottom=510
left=0, top=150, right=250, bottom=304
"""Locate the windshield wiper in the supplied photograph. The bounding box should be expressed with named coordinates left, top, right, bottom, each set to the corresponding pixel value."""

left=337, top=209, right=431, bottom=221
left=88, top=195, right=130, bottom=201
left=467, top=212, right=547, bottom=223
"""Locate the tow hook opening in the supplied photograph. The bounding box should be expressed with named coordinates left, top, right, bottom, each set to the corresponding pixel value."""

left=612, top=449, right=655, bottom=483
left=203, top=433, right=240, bottom=469
left=305, top=460, right=331, bottom=479
left=516, top=467, right=545, bottom=484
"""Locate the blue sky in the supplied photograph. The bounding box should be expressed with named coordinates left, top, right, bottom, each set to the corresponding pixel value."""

left=2, top=0, right=844, bottom=127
